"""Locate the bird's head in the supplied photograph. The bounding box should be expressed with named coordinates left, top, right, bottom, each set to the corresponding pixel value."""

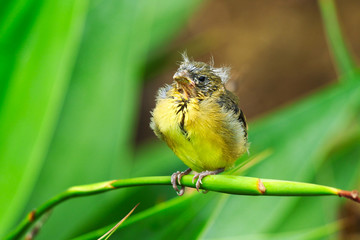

left=173, top=53, right=230, bottom=99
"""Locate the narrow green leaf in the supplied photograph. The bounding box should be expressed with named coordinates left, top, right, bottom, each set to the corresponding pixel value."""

left=98, top=203, right=139, bottom=240
left=0, top=0, right=43, bottom=108
left=318, top=0, right=358, bottom=80
left=0, top=1, right=88, bottom=236
left=205, top=221, right=341, bottom=240
left=20, top=0, right=202, bottom=239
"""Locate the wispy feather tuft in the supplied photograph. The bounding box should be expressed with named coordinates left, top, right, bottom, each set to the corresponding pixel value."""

left=179, top=52, right=230, bottom=83
left=212, top=66, right=230, bottom=83
left=180, top=51, right=190, bottom=64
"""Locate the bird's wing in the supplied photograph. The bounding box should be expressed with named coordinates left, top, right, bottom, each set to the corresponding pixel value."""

left=216, top=90, right=248, bottom=136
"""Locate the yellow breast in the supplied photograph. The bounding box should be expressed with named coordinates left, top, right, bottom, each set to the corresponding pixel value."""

left=151, top=92, right=247, bottom=172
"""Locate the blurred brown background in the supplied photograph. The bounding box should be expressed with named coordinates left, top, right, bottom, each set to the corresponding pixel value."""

left=136, top=1, right=360, bottom=238
left=137, top=0, right=360, bottom=143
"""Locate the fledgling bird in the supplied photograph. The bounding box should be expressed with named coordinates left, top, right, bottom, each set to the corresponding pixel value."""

left=150, top=54, right=248, bottom=196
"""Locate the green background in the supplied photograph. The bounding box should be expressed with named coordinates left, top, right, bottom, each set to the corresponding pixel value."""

left=1, top=0, right=359, bottom=239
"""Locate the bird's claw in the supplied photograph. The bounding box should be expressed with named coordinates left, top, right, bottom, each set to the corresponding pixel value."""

left=177, top=173, right=183, bottom=185
left=171, top=171, right=181, bottom=193
left=171, top=168, right=191, bottom=196
left=192, top=168, right=225, bottom=193
left=192, top=171, right=209, bottom=192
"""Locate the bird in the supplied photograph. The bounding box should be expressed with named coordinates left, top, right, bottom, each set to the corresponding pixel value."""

left=150, top=54, right=248, bottom=196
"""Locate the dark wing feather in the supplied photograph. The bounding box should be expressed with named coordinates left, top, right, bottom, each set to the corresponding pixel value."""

left=217, top=90, right=248, bottom=137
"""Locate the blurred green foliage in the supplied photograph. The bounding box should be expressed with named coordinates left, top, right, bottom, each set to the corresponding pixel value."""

left=1, top=0, right=359, bottom=239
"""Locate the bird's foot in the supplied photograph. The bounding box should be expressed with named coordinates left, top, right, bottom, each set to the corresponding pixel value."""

left=192, top=168, right=225, bottom=193
left=171, top=168, right=192, bottom=196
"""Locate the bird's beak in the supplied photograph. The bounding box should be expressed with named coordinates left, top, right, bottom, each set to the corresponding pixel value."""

left=173, top=70, right=193, bottom=85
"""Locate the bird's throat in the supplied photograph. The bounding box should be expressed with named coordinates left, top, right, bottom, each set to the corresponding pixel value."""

left=177, top=83, right=196, bottom=99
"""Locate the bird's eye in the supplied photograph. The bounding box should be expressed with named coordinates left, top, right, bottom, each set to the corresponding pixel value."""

left=198, top=76, right=206, bottom=82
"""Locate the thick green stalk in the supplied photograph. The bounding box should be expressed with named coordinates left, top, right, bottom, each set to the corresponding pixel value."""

left=5, top=175, right=359, bottom=240
left=318, top=0, right=358, bottom=80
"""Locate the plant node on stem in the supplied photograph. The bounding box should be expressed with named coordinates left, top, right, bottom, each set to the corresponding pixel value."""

left=338, top=190, right=360, bottom=203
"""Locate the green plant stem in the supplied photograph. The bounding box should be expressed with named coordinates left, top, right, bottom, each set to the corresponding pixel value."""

left=318, top=0, right=358, bottom=80
left=5, top=175, right=359, bottom=240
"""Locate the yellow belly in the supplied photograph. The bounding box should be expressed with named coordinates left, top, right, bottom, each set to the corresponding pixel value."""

left=152, top=96, right=246, bottom=172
